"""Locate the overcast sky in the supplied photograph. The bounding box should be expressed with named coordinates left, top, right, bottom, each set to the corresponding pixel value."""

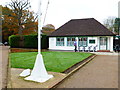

left=1, top=0, right=120, bottom=28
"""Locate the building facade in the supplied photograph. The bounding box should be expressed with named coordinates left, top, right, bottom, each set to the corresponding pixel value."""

left=49, top=18, right=115, bottom=52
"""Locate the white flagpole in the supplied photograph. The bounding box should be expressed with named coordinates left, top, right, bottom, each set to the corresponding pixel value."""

left=20, top=0, right=53, bottom=83
left=38, top=0, right=41, bottom=54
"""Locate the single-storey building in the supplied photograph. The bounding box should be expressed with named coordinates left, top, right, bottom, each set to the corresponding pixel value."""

left=48, top=18, right=115, bottom=52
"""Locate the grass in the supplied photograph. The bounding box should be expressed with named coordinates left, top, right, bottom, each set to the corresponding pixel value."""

left=10, top=51, right=92, bottom=72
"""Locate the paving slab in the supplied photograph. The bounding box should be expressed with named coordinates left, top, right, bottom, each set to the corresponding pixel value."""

left=10, top=68, right=67, bottom=88
left=0, top=46, right=10, bottom=89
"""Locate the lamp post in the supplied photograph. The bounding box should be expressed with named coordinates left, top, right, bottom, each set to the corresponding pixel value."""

left=20, top=0, right=53, bottom=83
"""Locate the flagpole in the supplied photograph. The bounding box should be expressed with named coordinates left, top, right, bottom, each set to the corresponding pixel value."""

left=38, top=0, right=41, bottom=54
left=19, top=0, right=53, bottom=83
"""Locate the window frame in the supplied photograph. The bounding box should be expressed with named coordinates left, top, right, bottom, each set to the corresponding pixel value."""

left=67, top=37, right=76, bottom=46
left=56, top=37, right=64, bottom=46
left=78, top=37, right=88, bottom=47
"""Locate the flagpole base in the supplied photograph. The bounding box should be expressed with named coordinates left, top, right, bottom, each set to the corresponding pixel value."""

left=24, top=74, right=53, bottom=83
left=19, top=53, right=54, bottom=83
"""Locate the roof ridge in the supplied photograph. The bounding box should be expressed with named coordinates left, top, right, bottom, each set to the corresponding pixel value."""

left=71, top=18, right=95, bottom=21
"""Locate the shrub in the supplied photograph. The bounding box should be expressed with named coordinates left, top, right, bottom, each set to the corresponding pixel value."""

left=41, top=35, right=49, bottom=49
left=24, top=35, right=38, bottom=48
left=9, top=34, right=48, bottom=49
left=9, top=35, right=20, bottom=48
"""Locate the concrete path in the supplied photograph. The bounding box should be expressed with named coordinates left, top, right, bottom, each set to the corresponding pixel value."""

left=90, top=52, right=119, bottom=56
left=56, top=55, right=118, bottom=88
left=0, top=46, right=9, bottom=89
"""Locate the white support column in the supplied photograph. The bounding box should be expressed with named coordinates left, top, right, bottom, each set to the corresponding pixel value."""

left=107, top=37, right=110, bottom=50
left=97, top=37, right=100, bottom=51
left=110, top=36, right=113, bottom=52
left=64, top=37, right=67, bottom=46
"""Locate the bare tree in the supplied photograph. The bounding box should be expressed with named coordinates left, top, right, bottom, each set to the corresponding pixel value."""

left=103, top=16, right=116, bottom=33
left=8, top=0, right=31, bottom=35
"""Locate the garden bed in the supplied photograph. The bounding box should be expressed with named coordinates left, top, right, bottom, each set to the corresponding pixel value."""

left=10, top=48, right=48, bottom=53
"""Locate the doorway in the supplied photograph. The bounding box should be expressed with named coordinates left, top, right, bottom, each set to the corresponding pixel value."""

left=100, top=37, right=107, bottom=50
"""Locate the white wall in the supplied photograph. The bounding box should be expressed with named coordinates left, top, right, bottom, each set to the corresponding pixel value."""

left=87, top=37, right=99, bottom=51
left=49, top=36, right=114, bottom=51
left=49, top=37, right=75, bottom=50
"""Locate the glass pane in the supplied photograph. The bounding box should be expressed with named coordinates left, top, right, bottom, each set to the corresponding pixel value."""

left=78, top=38, right=81, bottom=41
left=78, top=37, right=82, bottom=46
left=72, top=38, right=75, bottom=41
left=68, top=41, right=70, bottom=46
left=83, top=37, right=87, bottom=41
left=100, top=37, right=107, bottom=45
left=61, top=38, right=64, bottom=41
left=57, top=38, right=60, bottom=41
left=67, top=38, right=70, bottom=41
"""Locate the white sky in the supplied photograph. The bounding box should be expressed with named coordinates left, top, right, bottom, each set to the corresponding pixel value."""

left=0, top=0, right=120, bottom=28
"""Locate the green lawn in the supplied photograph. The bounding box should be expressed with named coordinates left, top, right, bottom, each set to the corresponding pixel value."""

left=10, top=51, right=92, bottom=72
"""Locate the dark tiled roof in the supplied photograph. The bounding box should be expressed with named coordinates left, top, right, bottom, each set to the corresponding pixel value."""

left=49, top=18, right=115, bottom=37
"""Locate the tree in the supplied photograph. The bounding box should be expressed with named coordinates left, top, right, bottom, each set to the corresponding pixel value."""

left=2, top=5, right=38, bottom=43
left=2, top=6, right=18, bottom=42
left=8, top=0, right=32, bottom=35
left=42, top=24, right=55, bottom=35
left=103, top=16, right=117, bottom=34
left=114, top=18, right=120, bottom=35
left=19, top=10, right=38, bottom=35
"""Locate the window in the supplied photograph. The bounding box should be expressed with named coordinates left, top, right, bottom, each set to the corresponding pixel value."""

left=100, top=37, right=107, bottom=45
left=78, top=37, right=87, bottom=46
left=78, top=37, right=83, bottom=46
left=89, top=40, right=95, bottom=44
left=67, top=37, right=75, bottom=46
left=56, top=37, right=64, bottom=46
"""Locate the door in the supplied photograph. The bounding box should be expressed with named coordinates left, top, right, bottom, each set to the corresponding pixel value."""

left=100, top=37, right=107, bottom=50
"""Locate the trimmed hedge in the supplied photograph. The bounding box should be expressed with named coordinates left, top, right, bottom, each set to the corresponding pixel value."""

left=24, top=35, right=38, bottom=48
left=9, top=34, right=48, bottom=49
left=41, top=35, right=48, bottom=49
left=9, top=35, right=20, bottom=48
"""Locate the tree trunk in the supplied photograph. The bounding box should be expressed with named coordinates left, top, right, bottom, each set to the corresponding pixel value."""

left=19, top=25, right=24, bottom=47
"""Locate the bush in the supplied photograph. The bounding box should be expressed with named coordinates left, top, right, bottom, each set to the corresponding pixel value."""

left=9, top=35, right=20, bottom=48
left=41, top=35, right=49, bottom=49
left=24, top=35, right=38, bottom=48
left=9, top=34, right=48, bottom=49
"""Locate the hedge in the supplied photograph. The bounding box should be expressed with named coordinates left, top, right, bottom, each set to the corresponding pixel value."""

left=9, top=34, right=49, bottom=49
left=9, top=35, right=20, bottom=48
left=24, top=35, right=38, bottom=48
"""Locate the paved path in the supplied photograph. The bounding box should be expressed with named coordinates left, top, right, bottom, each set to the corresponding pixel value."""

left=0, top=46, right=9, bottom=89
left=56, top=55, right=118, bottom=88
left=90, top=52, right=118, bottom=56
